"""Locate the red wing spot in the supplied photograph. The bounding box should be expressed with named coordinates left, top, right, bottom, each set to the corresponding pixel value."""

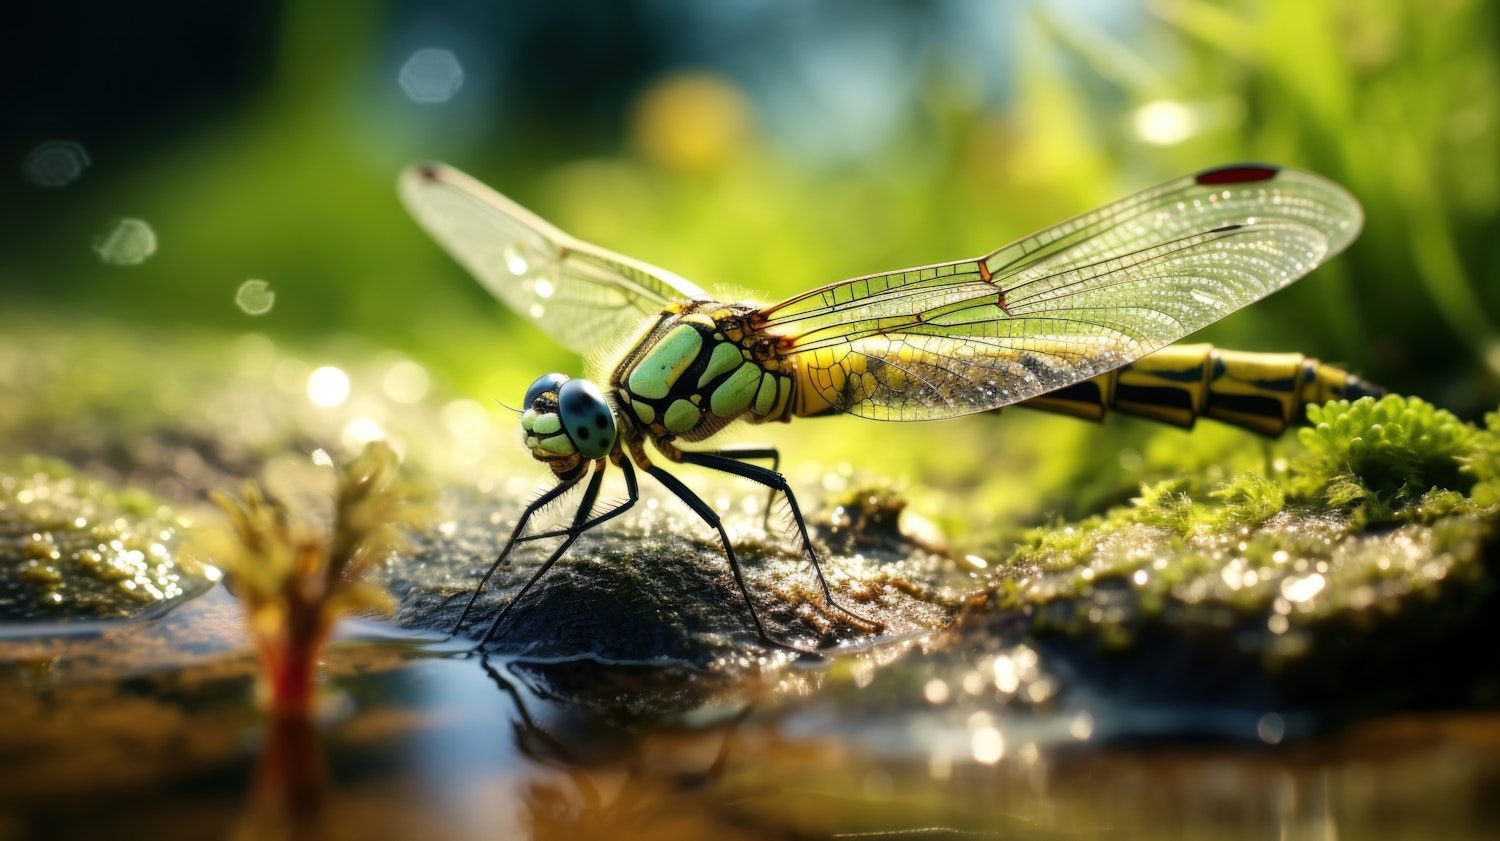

left=976, top=259, right=993, bottom=283
left=996, top=288, right=1013, bottom=316
left=1195, top=165, right=1279, bottom=185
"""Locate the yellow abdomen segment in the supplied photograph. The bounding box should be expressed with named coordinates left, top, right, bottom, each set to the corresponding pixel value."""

left=1020, top=343, right=1384, bottom=436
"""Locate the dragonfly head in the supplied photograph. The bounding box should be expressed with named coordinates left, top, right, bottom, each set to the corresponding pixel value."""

left=519, top=373, right=618, bottom=474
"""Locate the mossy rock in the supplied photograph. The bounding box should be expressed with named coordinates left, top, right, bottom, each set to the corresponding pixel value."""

left=972, top=396, right=1500, bottom=720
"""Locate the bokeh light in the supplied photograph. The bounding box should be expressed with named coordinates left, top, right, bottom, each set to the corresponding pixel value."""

left=235, top=279, right=275, bottom=315
left=22, top=140, right=90, bottom=187
left=971, top=726, right=1005, bottom=764
left=307, top=366, right=351, bottom=407
left=1132, top=100, right=1198, bottom=146
left=399, top=48, right=464, bottom=103
left=341, top=417, right=388, bottom=450
left=382, top=360, right=430, bottom=404
left=631, top=73, right=753, bottom=172
left=1070, top=710, right=1095, bottom=741
left=1257, top=712, right=1287, bottom=745
left=92, top=218, right=157, bottom=266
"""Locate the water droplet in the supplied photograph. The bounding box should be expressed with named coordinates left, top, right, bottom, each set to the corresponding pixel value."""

left=504, top=243, right=530, bottom=276
left=1191, top=288, right=1226, bottom=308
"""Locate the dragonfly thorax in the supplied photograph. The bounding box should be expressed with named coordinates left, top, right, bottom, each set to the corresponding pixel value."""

left=519, top=374, right=617, bottom=474
left=611, top=302, right=795, bottom=444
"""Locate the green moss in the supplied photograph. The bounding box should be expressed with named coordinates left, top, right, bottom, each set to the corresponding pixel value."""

left=988, top=395, right=1500, bottom=672
left=1292, top=396, right=1480, bottom=525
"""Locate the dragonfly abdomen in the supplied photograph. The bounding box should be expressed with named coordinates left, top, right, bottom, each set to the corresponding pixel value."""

left=1017, top=344, right=1384, bottom=436
left=612, top=302, right=795, bottom=442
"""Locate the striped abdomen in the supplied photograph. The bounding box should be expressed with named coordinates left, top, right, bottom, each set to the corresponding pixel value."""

left=1017, top=343, right=1384, bottom=436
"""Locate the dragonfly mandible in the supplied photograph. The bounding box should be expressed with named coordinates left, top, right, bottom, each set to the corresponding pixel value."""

left=400, top=162, right=1365, bottom=650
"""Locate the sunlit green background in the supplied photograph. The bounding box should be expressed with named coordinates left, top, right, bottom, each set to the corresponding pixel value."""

left=4, top=0, right=1499, bottom=525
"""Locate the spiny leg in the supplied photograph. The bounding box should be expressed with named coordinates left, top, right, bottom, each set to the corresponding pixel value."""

left=643, top=463, right=822, bottom=656
left=641, top=464, right=789, bottom=650
left=480, top=460, right=640, bottom=644
left=673, top=450, right=883, bottom=631
left=516, top=456, right=641, bottom=544
left=696, top=444, right=780, bottom=529
left=451, top=468, right=587, bottom=636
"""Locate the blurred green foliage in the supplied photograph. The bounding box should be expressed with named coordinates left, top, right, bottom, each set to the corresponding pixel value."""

left=4, top=1, right=1499, bottom=534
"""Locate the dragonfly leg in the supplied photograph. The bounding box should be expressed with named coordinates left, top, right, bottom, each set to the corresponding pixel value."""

left=451, top=468, right=586, bottom=636
left=671, top=450, right=884, bottom=632
left=642, top=463, right=818, bottom=655
left=515, top=456, right=641, bottom=544
left=689, top=444, right=780, bottom=529
left=479, top=459, right=640, bottom=645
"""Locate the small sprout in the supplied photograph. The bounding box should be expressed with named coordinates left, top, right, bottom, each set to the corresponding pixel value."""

left=202, top=441, right=430, bottom=715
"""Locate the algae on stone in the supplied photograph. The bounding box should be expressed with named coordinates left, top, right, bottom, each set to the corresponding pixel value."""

left=0, top=456, right=214, bottom=622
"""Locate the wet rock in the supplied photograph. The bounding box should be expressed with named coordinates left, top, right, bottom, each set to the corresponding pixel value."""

left=381, top=485, right=968, bottom=672
left=0, top=458, right=216, bottom=622
left=962, top=397, right=1500, bottom=729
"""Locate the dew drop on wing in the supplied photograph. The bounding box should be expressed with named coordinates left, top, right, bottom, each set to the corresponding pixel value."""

left=1190, top=288, right=1227, bottom=309
left=504, top=243, right=529, bottom=276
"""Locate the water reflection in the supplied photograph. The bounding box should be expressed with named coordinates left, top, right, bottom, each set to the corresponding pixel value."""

left=4, top=626, right=1500, bottom=839
left=478, top=654, right=763, bottom=840
left=232, top=713, right=330, bottom=841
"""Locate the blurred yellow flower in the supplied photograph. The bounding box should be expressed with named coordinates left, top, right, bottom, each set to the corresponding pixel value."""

left=630, top=72, right=755, bottom=173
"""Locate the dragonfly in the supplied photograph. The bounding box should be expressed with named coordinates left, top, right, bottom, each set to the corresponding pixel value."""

left=400, top=162, right=1370, bottom=650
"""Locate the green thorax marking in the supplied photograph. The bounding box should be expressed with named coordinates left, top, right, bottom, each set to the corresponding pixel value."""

left=613, top=302, right=794, bottom=442
left=626, top=324, right=701, bottom=400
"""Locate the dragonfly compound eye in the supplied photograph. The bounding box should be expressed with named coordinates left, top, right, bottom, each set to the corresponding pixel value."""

left=520, top=373, right=576, bottom=460
left=524, top=372, right=569, bottom=410
left=557, top=378, right=617, bottom=459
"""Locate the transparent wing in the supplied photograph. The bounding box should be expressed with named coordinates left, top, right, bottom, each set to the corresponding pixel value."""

left=755, top=165, right=1363, bottom=421
left=399, top=162, right=707, bottom=356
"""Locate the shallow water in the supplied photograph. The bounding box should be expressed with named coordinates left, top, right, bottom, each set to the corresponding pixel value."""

left=4, top=591, right=1500, bottom=841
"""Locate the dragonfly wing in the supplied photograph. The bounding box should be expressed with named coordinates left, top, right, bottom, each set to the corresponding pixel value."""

left=756, top=165, right=1363, bottom=421
left=399, top=162, right=708, bottom=356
